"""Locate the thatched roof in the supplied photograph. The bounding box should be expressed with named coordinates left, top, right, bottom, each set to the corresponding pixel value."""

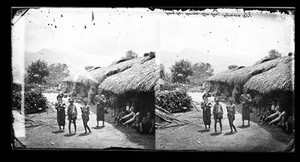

left=244, top=56, right=294, bottom=93
left=98, top=55, right=159, bottom=94
left=206, top=56, right=291, bottom=86
left=89, top=56, right=148, bottom=84
left=63, top=70, right=98, bottom=86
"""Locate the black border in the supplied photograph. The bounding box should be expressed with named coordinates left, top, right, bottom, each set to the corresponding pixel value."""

left=6, top=2, right=298, bottom=161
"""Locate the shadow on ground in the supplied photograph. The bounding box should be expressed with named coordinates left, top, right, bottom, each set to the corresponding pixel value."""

left=198, top=129, right=210, bottom=133
left=52, top=130, right=64, bottom=134
left=92, top=126, right=105, bottom=130
left=89, top=105, right=155, bottom=149
left=64, top=133, right=76, bottom=137
left=210, top=132, right=222, bottom=136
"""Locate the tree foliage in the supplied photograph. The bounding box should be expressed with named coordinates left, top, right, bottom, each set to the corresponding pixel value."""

left=228, top=65, right=238, bottom=70
left=159, top=63, right=165, bottom=79
left=268, top=49, right=281, bottom=59
left=46, top=63, right=70, bottom=87
left=170, top=59, right=193, bottom=83
left=125, top=50, right=138, bottom=59
left=255, top=49, right=282, bottom=65
left=189, top=62, right=214, bottom=86
left=25, top=59, right=50, bottom=85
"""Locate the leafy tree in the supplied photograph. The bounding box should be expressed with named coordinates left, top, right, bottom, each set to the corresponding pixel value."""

left=268, top=49, right=281, bottom=59
left=164, top=72, right=172, bottom=84
left=46, top=63, right=70, bottom=87
left=170, top=59, right=193, bottom=83
left=255, top=49, right=282, bottom=65
left=25, top=59, right=50, bottom=85
left=189, top=62, right=214, bottom=86
left=125, top=50, right=138, bottom=59
left=228, top=65, right=238, bottom=70
left=159, top=63, right=165, bottom=79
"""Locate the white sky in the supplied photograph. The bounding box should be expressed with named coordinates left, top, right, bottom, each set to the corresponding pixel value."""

left=12, top=8, right=294, bottom=76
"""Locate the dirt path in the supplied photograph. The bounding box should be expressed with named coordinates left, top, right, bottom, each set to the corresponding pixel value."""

left=17, top=93, right=154, bottom=149
left=156, top=92, right=291, bottom=152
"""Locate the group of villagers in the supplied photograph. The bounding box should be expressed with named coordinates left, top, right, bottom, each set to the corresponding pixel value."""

left=54, top=92, right=154, bottom=135
left=112, top=99, right=155, bottom=135
left=200, top=91, right=252, bottom=134
left=201, top=90, right=294, bottom=135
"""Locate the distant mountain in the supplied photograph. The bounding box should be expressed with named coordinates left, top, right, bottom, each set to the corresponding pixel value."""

left=157, top=48, right=254, bottom=74
left=25, top=49, right=81, bottom=68
left=24, top=49, right=113, bottom=72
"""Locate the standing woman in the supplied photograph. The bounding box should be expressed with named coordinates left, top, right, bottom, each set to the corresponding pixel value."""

left=213, top=98, right=223, bottom=133
left=81, top=98, right=92, bottom=134
left=201, top=96, right=212, bottom=130
left=67, top=99, right=77, bottom=134
left=227, top=98, right=237, bottom=133
left=55, top=96, right=66, bottom=131
left=95, top=94, right=107, bottom=127
left=240, top=92, right=252, bottom=126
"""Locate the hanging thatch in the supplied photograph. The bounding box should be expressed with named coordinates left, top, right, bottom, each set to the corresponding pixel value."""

left=244, top=56, right=294, bottom=93
left=89, top=56, right=151, bottom=84
left=206, top=56, right=291, bottom=86
left=63, top=70, right=98, bottom=86
left=98, top=55, right=159, bottom=94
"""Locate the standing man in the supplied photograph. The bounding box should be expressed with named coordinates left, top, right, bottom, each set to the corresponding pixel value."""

left=213, top=98, right=223, bottom=133
left=240, top=91, right=252, bottom=126
left=95, top=94, right=107, bottom=127
left=67, top=98, right=77, bottom=134
left=201, top=95, right=212, bottom=130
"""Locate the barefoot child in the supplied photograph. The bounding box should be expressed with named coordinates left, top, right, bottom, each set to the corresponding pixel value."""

left=81, top=99, right=91, bottom=134
left=227, top=99, right=237, bottom=133
left=213, top=98, right=223, bottom=133
left=67, top=99, right=77, bottom=134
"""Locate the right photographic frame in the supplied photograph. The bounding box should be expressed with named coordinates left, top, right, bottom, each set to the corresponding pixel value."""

left=155, top=7, right=295, bottom=152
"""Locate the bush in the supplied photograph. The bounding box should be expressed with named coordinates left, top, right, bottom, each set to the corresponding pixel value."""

left=25, top=91, right=48, bottom=114
left=156, top=89, right=193, bottom=113
left=12, top=91, right=22, bottom=111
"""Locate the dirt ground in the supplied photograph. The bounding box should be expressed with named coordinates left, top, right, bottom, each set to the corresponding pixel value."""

left=13, top=93, right=154, bottom=150
left=156, top=92, right=293, bottom=152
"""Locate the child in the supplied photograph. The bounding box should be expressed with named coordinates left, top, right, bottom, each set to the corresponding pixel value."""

left=67, top=99, right=77, bottom=134
left=226, top=99, right=237, bottom=133
left=213, top=98, right=223, bottom=133
left=81, top=99, right=91, bottom=134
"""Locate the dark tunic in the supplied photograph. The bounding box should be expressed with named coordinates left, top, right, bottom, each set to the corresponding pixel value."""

left=81, top=105, right=90, bottom=123
left=55, top=102, right=66, bottom=126
left=95, top=95, right=107, bottom=121
left=201, top=101, right=212, bottom=125
left=227, top=104, right=236, bottom=123
left=141, top=117, right=155, bottom=134
left=213, top=103, right=223, bottom=120
left=67, top=104, right=77, bottom=120
left=240, top=94, right=251, bottom=120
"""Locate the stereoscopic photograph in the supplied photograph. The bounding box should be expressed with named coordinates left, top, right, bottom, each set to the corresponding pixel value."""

left=11, top=7, right=294, bottom=152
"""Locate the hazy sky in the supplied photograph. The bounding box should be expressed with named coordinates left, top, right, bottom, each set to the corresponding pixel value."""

left=12, top=8, right=294, bottom=77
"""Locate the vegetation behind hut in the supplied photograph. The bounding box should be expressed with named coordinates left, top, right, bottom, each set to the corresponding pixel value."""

left=156, top=89, right=193, bottom=113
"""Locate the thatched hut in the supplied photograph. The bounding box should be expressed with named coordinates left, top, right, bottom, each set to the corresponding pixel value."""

left=207, top=56, right=290, bottom=86
left=206, top=56, right=292, bottom=97
left=92, top=53, right=159, bottom=117
left=244, top=56, right=294, bottom=94
left=62, top=70, right=98, bottom=99
left=244, top=56, right=294, bottom=116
